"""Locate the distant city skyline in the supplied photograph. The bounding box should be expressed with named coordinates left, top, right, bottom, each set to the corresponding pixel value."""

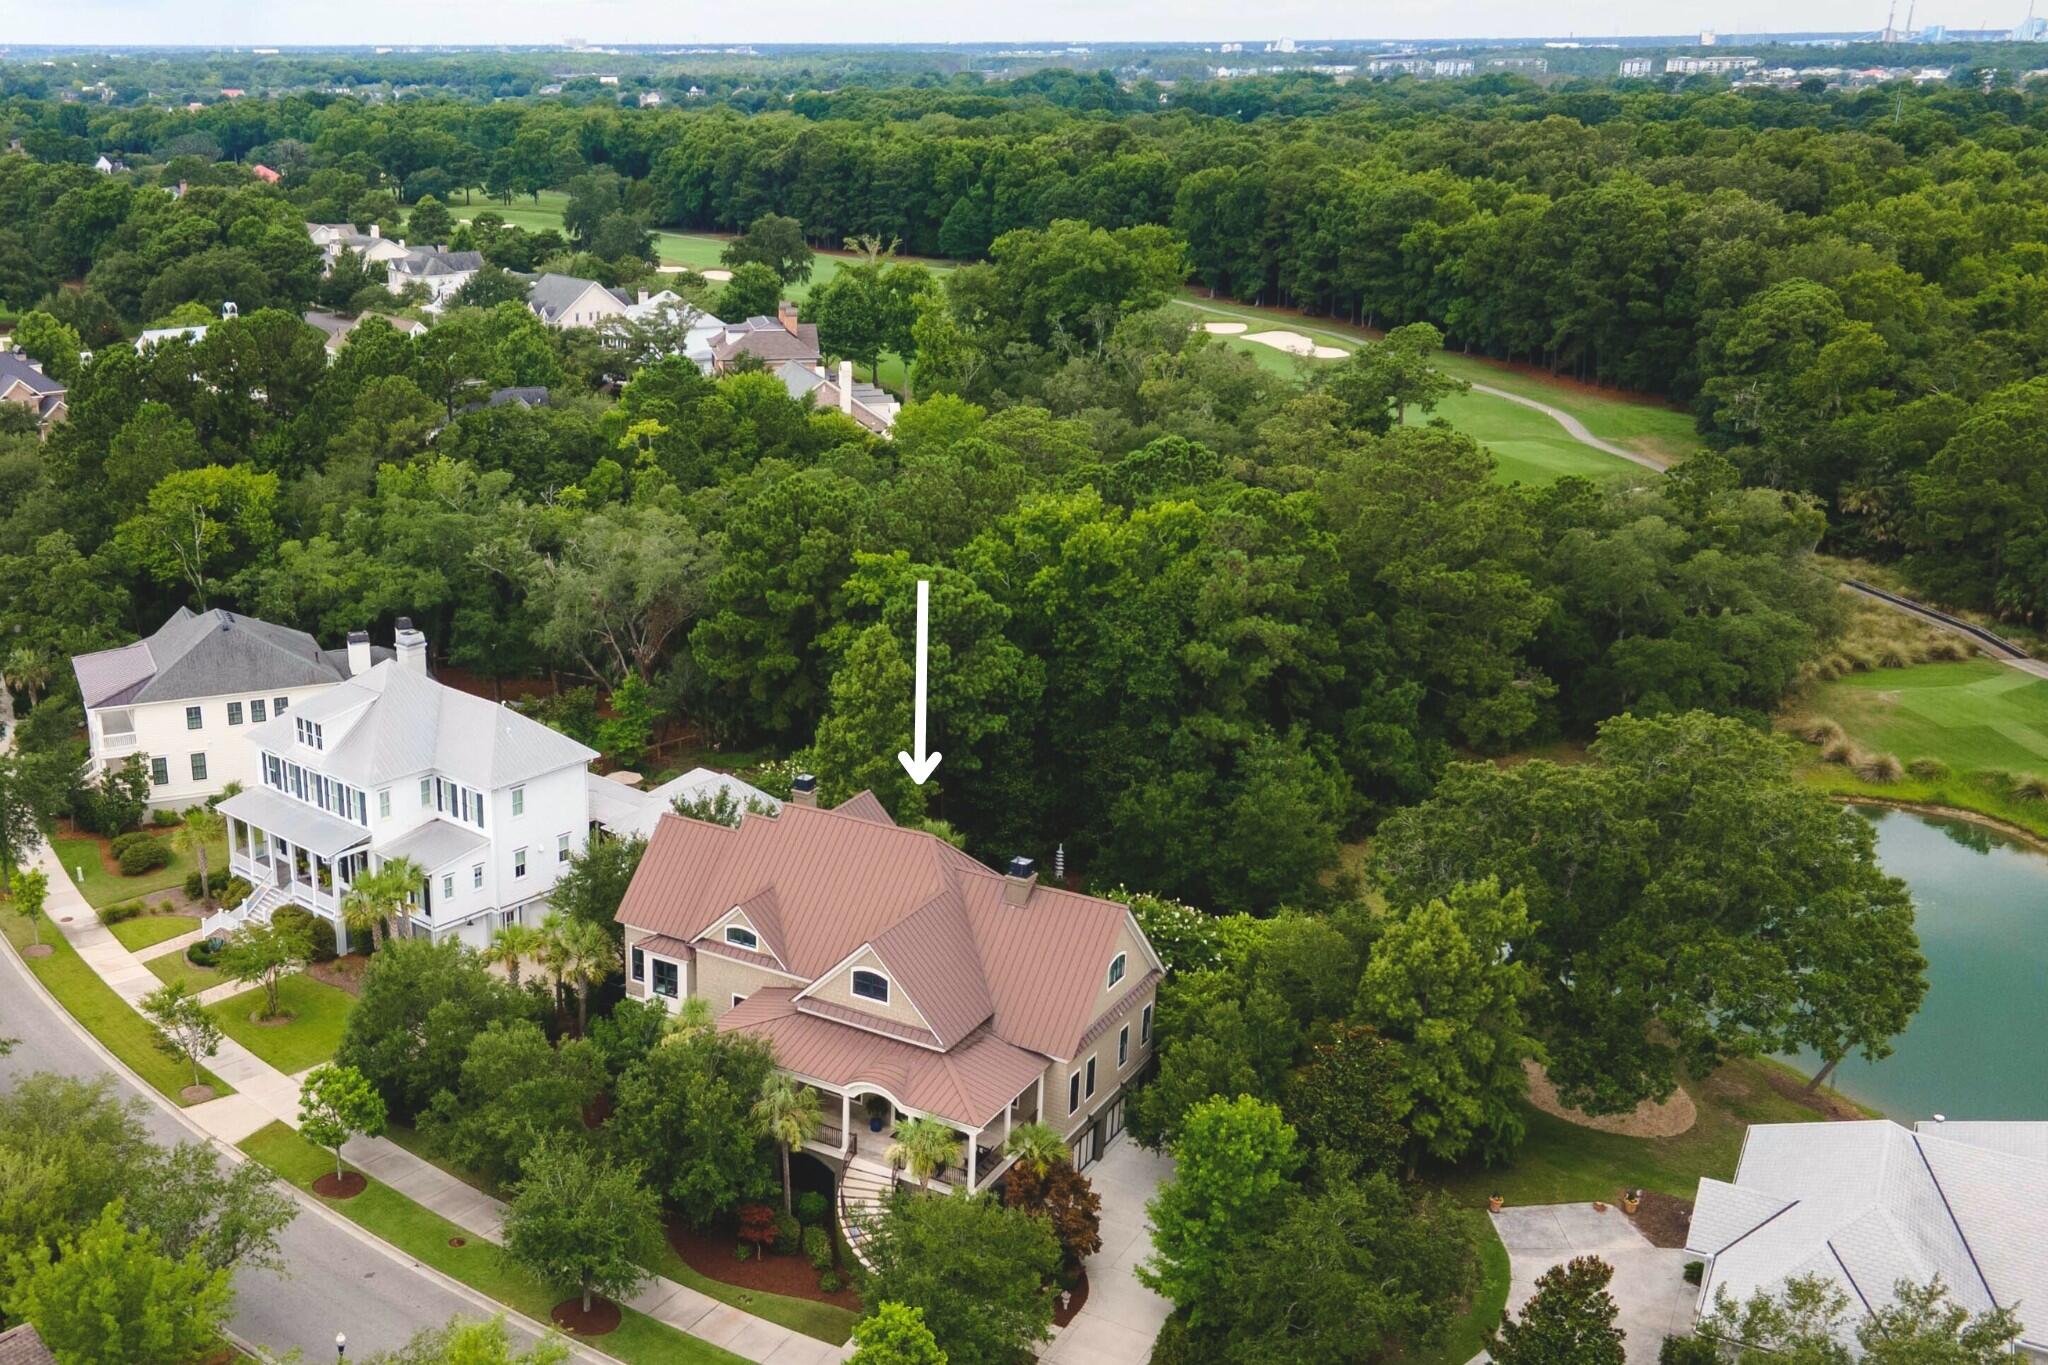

left=7, top=0, right=2037, bottom=49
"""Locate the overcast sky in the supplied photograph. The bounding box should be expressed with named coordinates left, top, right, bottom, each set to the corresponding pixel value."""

left=6, top=0, right=1956, bottom=48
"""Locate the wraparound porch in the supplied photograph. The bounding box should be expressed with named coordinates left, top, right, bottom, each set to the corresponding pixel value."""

left=799, top=1072, right=1047, bottom=1195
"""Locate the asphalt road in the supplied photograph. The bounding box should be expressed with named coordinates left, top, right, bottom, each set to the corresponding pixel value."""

left=0, top=933, right=558, bottom=1361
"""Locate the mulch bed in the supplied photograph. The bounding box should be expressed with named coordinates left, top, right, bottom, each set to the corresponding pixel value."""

left=20, top=944, right=51, bottom=958
left=306, top=954, right=372, bottom=996
left=1051, top=1268, right=1090, bottom=1327
left=313, top=1171, right=367, bottom=1200
left=551, top=1295, right=622, bottom=1336
left=665, top=1213, right=861, bottom=1312
left=180, top=1084, right=216, bottom=1103
left=1624, top=1190, right=1693, bottom=1249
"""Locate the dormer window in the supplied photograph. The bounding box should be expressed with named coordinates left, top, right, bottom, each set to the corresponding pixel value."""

left=851, top=969, right=890, bottom=1003
left=725, top=925, right=759, bottom=950
left=1106, top=952, right=1127, bottom=989
left=295, top=716, right=324, bottom=751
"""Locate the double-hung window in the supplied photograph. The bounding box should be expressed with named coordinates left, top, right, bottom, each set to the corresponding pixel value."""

left=378, top=789, right=391, bottom=818
left=557, top=833, right=570, bottom=863
left=150, top=756, right=169, bottom=786
left=420, top=777, right=432, bottom=807
left=630, top=947, right=645, bottom=982
left=442, top=873, right=454, bottom=899
left=1069, top=1072, right=1082, bottom=1115
left=274, top=696, right=288, bottom=714
left=513, top=848, right=527, bottom=879
left=1140, top=1003, right=1153, bottom=1045
left=1085, top=1057, right=1097, bottom=1099
left=1119, top=1025, right=1130, bottom=1068
left=250, top=698, right=267, bottom=723
left=185, top=705, right=203, bottom=730
left=511, top=785, right=524, bottom=816
left=472, top=864, right=484, bottom=890
left=227, top=702, right=243, bottom=726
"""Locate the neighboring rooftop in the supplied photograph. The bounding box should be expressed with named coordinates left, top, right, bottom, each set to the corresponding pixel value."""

left=1689, top=1119, right=2048, bottom=1355
left=244, top=657, right=598, bottom=791
left=71, top=607, right=385, bottom=709
left=711, top=305, right=820, bottom=367
left=0, top=1323, right=57, bottom=1365
left=526, top=272, right=612, bottom=323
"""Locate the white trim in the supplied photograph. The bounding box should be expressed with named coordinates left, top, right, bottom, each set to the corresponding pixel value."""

left=792, top=941, right=945, bottom=1041
left=849, top=965, right=892, bottom=1005
left=1106, top=951, right=1127, bottom=990
left=699, top=904, right=787, bottom=969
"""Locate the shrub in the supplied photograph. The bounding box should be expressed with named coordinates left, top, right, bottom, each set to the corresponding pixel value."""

left=271, top=903, right=339, bottom=962
left=802, top=1224, right=832, bottom=1270
left=1149, top=1316, right=1198, bottom=1365
left=109, top=831, right=151, bottom=858
left=773, top=1212, right=801, bottom=1254
left=117, top=836, right=171, bottom=875
left=817, top=1270, right=843, bottom=1293
left=1660, top=1337, right=1719, bottom=1365
left=1682, top=1260, right=1704, bottom=1285
left=220, top=878, right=252, bottom=911
left=307, top=916, right=337, bottom=961
left=187, top=937, right=225, bottom=968
left=737, top=1202, right=778, bottom=1252
left=97, top=899, right=146, bottom=925
left=734, top=1243, right=753, bottom=1261
left=2015, top=774, right=2048, bottom=802
left=1907, top=757, right=1951, bottom=781
left=151, top=807, right=182, bottom=828
left=184, top=868, right=231, bottom=899
left=1853, top=751, right=1902, bottom=784
left=796, top=1190, right=829, bottom=1226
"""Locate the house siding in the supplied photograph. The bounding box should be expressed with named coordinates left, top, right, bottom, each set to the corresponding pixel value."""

left=807, top=946, right=931, bottom=1033
left=1047, top=982, right=1157, bottom=1144
left=696, top=950, right=791, bottom=1017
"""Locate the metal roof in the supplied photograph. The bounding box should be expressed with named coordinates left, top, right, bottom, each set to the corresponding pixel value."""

left=217, top=787, right=370, bottom=860
left=242, top=661, right=597, bottom=792
left=377, top=817, right=489, bottom=872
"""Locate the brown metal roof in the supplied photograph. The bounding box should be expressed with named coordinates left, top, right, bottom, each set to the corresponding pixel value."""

left=637, top=933, right=696, bottom=959
left=719, top=989, right=1049, bottom=1130
left=617, top=796, right=1148, bottom=1060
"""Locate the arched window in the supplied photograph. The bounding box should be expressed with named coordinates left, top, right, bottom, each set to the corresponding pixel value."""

left=725, top=925, right=759, bottom=950
left=852, top=969, right=890, bottom=1003
left=1106, top=952, right=1127, bottom=989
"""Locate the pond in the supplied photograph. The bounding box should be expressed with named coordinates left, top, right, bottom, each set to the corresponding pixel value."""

left=1789, top=805, right=2048, bottom=1123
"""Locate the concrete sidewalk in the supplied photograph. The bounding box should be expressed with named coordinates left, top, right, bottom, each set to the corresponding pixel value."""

left=34, top=834, right=851, bottom=1365
left=1041, top=1139, right=1174, bottom=1364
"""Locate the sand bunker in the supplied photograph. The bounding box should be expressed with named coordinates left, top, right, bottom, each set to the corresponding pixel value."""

left=1244, top=329, right=1348, bottom=360
left=701, top=268, right=733, bottom=282
left=1202, top=321, right=1248, bottom=334
left=1522, top=1059, right=1697, bottom=1138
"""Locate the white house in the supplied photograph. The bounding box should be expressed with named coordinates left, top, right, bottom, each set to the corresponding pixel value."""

left=210, top=619, right=600, bottom=951
left=70, top=608, right=390, bottom=807
left=1688, top=1119, right=2048, bottom=1358
left=526, top=273, right=633, bottom=329
left=385, top=247, right=484, bottom=303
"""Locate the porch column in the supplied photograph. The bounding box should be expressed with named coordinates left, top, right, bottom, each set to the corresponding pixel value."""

left=1035, top=1073, right=1045, bottom=1122
left=966, top=1130, right=977, bottom=1192
left=1005, top=1099, right=1014, bottom=1143
left=840, top=1091, right=851, bottom=1155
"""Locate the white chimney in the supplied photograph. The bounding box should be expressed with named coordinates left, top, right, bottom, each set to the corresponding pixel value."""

left=393, top=616, right=427, bottom=674
left=637, top=289, right=650, bottom=305
left=369, top=223, right=381, bottom=239
left=838, top=360, right=854, bottom=416
left=346, top=630, right=372, bottom=676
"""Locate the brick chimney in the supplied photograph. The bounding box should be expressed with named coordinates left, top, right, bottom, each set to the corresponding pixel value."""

left=346, top=630, right=372, bottom=676
left=789, top=773, right=818, bottom=807
left=838, top=360, right=854, bottom=416
left=393, top=617, right=428, bottom=674
left=777, top=300, right=799, bottom=336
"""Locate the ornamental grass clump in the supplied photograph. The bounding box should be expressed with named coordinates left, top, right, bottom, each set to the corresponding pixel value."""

left=1853, top=751, right=1903, bottom=784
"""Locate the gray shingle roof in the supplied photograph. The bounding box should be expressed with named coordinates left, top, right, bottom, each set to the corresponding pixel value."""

left=526, top=273, right=609, bottom=322
left=0, top=352, right=64, bottom=397
left=0, top=1324, right=57, bottom=1365
left=70, top=608, right=385, bottom=709
left=242, top=660, right=597, bottom=791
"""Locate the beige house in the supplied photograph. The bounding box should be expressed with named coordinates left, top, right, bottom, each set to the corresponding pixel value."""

left=0, top=351, right=67, bottom=431
left=616, top=778, right=1162, bottom=1221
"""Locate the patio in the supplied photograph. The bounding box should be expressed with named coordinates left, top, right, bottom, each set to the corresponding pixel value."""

left=1485, top=1203, right=1697, bottom=1363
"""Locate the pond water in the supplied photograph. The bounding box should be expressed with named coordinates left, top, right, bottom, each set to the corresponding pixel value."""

left=1788, top=805, right=2048, bottom=1122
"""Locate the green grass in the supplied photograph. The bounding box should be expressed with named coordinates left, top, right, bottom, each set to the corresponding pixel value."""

left=1430, top=386, right=1643, bottom=485
left=1802, top=764, right=2048, bottom=844
left=1802, top=659, right=2048, bottom=778
left=146, top=950, right=227, bottom=994
left=1410, top=1210, right=1511, bottom=1365
left=1, top=904, right=232, bottom=1103
left=239, top=1123, right=745, bottom=1364
left=1432, top=1057, right=1869, bottom=1208
left=207, top=974, right=356, bottom=1073
left=1171, top=294, right=1703, bottom=465
left=107, top=912, right=198, bottom=952
left=51, top=833, right=226, bottom=908
left=380, top=1122, right=858, bottom=1345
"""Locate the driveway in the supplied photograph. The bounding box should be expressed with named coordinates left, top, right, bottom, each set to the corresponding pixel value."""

left=1487, top=1204, right=1697, bottom=1364
left=1040, top=1138, right=1175, bottom=1364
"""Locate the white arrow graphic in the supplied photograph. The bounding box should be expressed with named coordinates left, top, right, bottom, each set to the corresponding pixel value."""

left=897, top=579, right=943, bottom=785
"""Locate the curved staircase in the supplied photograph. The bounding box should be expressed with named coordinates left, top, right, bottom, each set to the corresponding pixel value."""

left=837, top=1154, right=898, bottom=1269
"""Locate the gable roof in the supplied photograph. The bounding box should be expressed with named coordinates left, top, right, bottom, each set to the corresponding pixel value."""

left=1690, top=1120, right=2048, bottom=1353
left=712, top=317, right=820, bottom=366
left=391, top=248, right=484, bottom=277
left=618, top=796, right=1152, bottom=1061
left=241, top=659, right=597, bottom=791
left=527, top=273, right=622, bottom=322
left=0, top=352, right=63, bottom=398
left=71, top=608, right=378, bottom=709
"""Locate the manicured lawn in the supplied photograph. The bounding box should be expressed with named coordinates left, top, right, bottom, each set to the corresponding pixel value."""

left=207, top=974, right=356, bottom=1073
left=1802, top=764, right=2048, bottom=843
left=146, top=949, right=227, bottom=994
left=240, top=1123, right=747, bottom=1364
left=107, top=912, right=198, bottom=952
left=1801, top=659, right=2048, bottom=778
left=1, top=904, right=232, bottom=1103
left=1411, top=1209, right=1512, bottom=1365
left=381, top=1122, right=858, bottom=1344
left=1431, top=386, right=1645, bottom=485
left=1432, top=1056, right=1870, bottom=1208
left=51, top=832, right=227, bottom=908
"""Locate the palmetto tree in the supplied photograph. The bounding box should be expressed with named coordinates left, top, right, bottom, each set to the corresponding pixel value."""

left=173, top=804, right=226, bottom=910
left=552, top=917, right=619, bottom=1034
left=340, top=858, right=423, bottom=952
left=753, top=1074, right=824, bottom=1216
left=483, top=922, right=543, bottom=988
left=4, top=646, right=51, bottom=707
left=886, top=1116, right=961, bottom=1193
left=660, top=995, right=714, bottom=1042
left=1003, top=1121, right=1068, bottom=1178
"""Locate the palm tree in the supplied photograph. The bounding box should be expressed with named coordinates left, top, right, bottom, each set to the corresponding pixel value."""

left=1003, top=1121, right=1067, bottom=1178
left=555, top=918, right=619, bottom=1034
left=173, top=805, right=226, bottom=910
left=4, top=646, right=51, bottom=707
left=537, top=912, right=573, bottom=1008
left=659, top=995, right=714, bottom=1042
left=339, top=858, right=422, bottom=953
left=482, top=922, right=543, bottom=988
left=753, top=1074, right=824, bottom=1216
left=886, top=1116, right=961, bottom=1193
